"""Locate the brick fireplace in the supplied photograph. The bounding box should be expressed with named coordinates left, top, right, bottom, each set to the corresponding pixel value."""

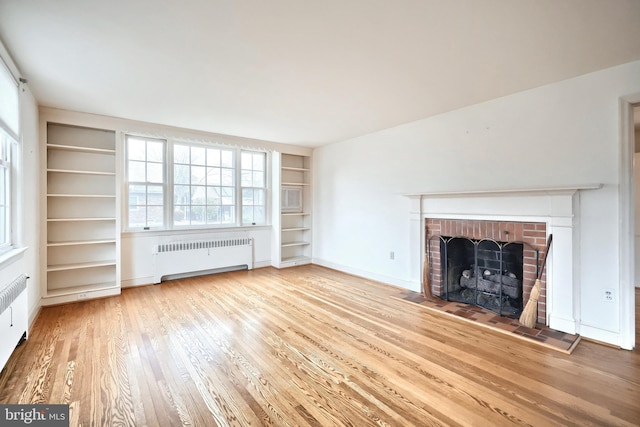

left=405, top=185, right=597, bottom=334
left=426, top=219, right=547, bottom=323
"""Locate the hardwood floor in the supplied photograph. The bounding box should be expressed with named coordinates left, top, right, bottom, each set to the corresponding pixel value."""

left=1, top=266, right=639, bottom=426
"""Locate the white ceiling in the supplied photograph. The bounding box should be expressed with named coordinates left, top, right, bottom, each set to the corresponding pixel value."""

left=1, top=1, right=639, bottom=147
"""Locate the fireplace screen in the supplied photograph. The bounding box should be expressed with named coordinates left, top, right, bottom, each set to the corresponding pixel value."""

left=436, top=236, right=536, bottom=318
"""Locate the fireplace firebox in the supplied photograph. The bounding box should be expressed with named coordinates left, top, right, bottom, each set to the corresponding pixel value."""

left=435, top=236, right=537, bottom=318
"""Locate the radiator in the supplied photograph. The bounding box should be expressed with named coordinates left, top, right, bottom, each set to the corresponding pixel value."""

left=0, top=274, right=28, bottom=372
left=152, top=238, right=253, bottom=283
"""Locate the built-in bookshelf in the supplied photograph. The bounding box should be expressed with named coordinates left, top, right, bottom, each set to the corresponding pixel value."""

left=272, top=153, right=311, bottom=267
left=43, top=123, right=121, bottom=305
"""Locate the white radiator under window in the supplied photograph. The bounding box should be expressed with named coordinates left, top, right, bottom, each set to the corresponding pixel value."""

left=0, top=274, right=28, bottom=372
left=152, top=238, right=253, bottom=284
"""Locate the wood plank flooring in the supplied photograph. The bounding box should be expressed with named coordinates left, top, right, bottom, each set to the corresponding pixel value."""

left=1, top=265, right=639, bottom=426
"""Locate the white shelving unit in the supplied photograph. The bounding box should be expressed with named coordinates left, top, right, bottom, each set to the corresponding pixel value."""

left=43, top=123, right=121, bottom=305
left=272, top=153, right=312, bottom=268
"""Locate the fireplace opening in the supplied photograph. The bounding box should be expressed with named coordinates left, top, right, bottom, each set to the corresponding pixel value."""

left=437, top=236, right=533, bottom=318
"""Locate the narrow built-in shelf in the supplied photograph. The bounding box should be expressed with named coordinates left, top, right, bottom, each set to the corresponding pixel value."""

left=281, top=241, right=310, bottom=247
left=46, top=282, right=119, bottom=297
left=282, top=227, right=310, bottom=232
left=47, top=143, right=115, bottom=154
left=47, top=260, right=117, bottom=272
left=281, top=256, right=311, bottom=263
left=282, top=166, right=310, bottom=172
left=282, top=212, right=311, bottom=216
left=282, top=182, right=310, bottom=186
left=47, top=239, right=116, bottom=247
left=47, top=217, right=116, bottom=222
left=47, top=168, right=115, bottom=176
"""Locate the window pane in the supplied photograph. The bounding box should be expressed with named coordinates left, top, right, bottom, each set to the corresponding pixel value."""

left=221, top=187, right=234, bottom=205
left=128, top=206, right=146, bottom=228
left=242, top=206, right=253, bottom=223
left=148, top=206, right=164, bottom=226
left=129, top=160, right=145, bottom=182
left=190, top=205, right=205, bottom=225
left=174, top=206, right=187, bottom=224
left=241, top=152, right=252, bottom=169
left=191, top=146, right=206, bottom=166
left=221, top=150, right=233, bottom=168
left=207, top=186, right=221, bottom=205
left=191, top=186, right=205, bottom=204
left=241, top=170, right=252, bottom=187
left=254, top=206, right=265, bottom=223
left=253, top=153, right=264, bottom=171
left=174, top=185, right=190, bottom=204
left=221, top=168, right=234, bottom=186
left=147, top=162, right=163, bottom=183
left=174, top=144, right=189, bottom=164
left=191, top=166, right=205, bottom=184
left=128, top=138, right=146, bottom=161
left=254, top=189, right=265, bottom=205
left=242, top=188, right=253, bottom=205
left=221, top=206, right=234, bottom=223
left=253, top=171, right=264, bottom=187
left=147, top=141, right=163, bottom=162
left=148, top=185, right=164, bottom=206
left=206, top=206, right=220, bottom=224
left=174, top=164, right=190, bottom=184
left=207, top=148, right=220, bottom=166
left=207, top=167, right=221, bottom=185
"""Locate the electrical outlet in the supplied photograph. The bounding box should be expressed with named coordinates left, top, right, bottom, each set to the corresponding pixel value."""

left=603, top=288, right=615, bottom=303
left=390, top=251, right=395, bottom=260
left=77, top=293, right=88, bottom=300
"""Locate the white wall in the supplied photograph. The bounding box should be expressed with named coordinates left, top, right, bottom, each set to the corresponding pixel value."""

left=313, top=60, right=640, bottom=346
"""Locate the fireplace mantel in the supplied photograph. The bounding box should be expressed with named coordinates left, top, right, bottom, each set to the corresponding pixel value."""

left=403, top=183, right=602, bottom=199
left=405, top=184, right=603, bottom=335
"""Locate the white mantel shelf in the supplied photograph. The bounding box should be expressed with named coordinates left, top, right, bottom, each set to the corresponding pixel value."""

left=403, top=183, right=602, bottom=198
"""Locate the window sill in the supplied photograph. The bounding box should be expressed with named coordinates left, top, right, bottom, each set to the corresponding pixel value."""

left=0, top=246, right=28, bottom=269
left=122, top=225, right=272, bottom=238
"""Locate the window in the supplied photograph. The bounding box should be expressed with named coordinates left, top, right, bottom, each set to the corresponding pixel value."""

left=126, top=136, right=165, bottom=229
left=241, top=151, right=266, bottom=225
left=0, top=58, right=19, bottom=254
left=125, top=136, right=268, bottom=230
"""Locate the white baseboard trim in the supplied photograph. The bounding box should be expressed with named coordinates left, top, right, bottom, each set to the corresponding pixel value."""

left=579, top=323, right=625, bottom=349
left=312, top=258, right=421, bottom=292
left=121, top=277, right=154, bottom=288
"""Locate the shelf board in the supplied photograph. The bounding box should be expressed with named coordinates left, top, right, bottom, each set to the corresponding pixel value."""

left=47, top=217, right=116, bottom=222
left=281, top=212, right=311, bottom=216
left=282, top=182, right=310, bottom=186
left=282, top=167, right=309, bottom=172
left=282, top=227, right=310, bottom=232
left=281, top=241, right=310, bottom=248
left=47, top=239, right=116, bottom=247
left=47, top=194, right=115, bottom=198
left=47, top=168, right=115, bottom=176
left=47, top=260, right=117, bottom=272
left=46, top=282, right=119, bottom=297
left=47, top=143, right=115, bottom=154
left=281, top=256, right=311, bottom=263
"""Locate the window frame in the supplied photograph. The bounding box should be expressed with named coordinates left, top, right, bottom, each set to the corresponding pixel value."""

left=124, top=135, right=269, bottom=231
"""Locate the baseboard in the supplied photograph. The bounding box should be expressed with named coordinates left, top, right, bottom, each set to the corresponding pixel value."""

left=312, top=258, right=420, bottom=292
left=121, top=277, right=154, bottom=288
left=579, top=323, right=624, bottom=349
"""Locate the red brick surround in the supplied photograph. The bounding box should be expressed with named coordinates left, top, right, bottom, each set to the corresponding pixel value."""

left=426, top=219, right=547, bottom=323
